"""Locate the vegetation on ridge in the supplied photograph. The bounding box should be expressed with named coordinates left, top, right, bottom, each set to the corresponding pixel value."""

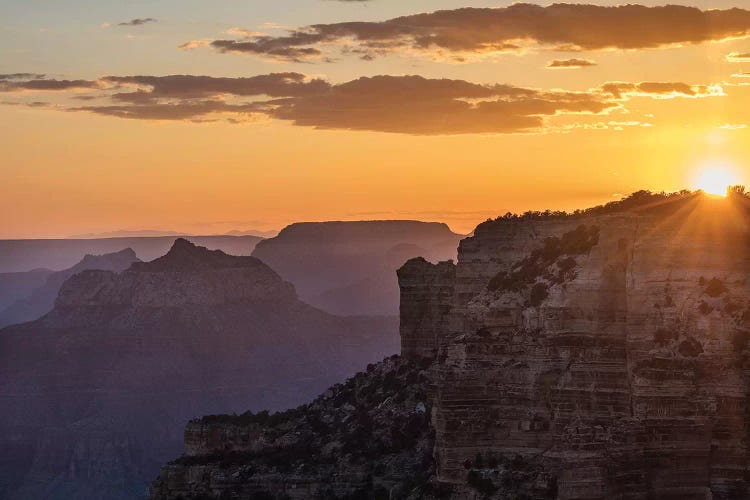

left=488, top=224, right=599, bottom=296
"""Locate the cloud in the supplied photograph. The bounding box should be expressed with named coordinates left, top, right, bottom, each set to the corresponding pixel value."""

left=68, top=74, right=618, bottom=132
left=262, top=75, right=617, bottom=134
left=118, top=18, right=157, bottom=27
left=193, top=4, right=750, bottom=62
left=727, top=52, right=750, bottom=62
left=3, top=71, right=726, bottom=135
left=73, top=101, right=262, bottom=122
left=0, top=73, right=46, bottom=80
left=178, top=40, right=210, bottom=50
left=600, top=82, right=724, bottom=99
left=103, top=73, right=331, bottom=99
left=547, top=59, right=597, bottom=69
left=0, top=78, right=100, bottom=92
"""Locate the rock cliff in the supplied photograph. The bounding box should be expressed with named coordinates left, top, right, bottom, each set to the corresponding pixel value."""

left=149, top=191, right=750, bottom=500
left=412, top=192, right=750, bottom=499
left=0, top=239, right=397, bottom=500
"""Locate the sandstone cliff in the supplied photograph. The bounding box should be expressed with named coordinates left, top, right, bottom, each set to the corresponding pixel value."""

left=0, top=239, right=397, bottom=500
left=150, top=191, right=750, bottom=500
left=406, top=192, right=750, bottom=499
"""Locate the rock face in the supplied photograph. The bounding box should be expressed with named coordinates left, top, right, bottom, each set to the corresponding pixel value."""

left=252, top=221, right=464, bottom=316
left=0, top=239, right=397, bottom=500
left=0, top=248, right=140, bottom=327
left=149, top=356, right=436, bottom=500
left=397, top=258, right=456, bottom=359
left=406, top=193, right=750, bottom=499
left=146, top=192, right=750, bottom=500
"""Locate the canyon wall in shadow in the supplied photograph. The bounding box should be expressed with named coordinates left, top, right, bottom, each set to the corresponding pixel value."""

left=0, top=240, right=398, bottom=500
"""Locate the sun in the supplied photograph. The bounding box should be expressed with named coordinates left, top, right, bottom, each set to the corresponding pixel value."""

left=693, top=166, right=739, bottom=196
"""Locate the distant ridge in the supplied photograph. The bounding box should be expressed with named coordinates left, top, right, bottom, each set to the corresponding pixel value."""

left=0, top=239, right=398, bottom=499
left=0, top=234, right=263, bottom=273
left=252, top=220, right=465, bottom=316
left=0, top=248, right=140, bottom=327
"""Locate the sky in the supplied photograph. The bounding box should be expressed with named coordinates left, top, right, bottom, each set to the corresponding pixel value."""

left=3, top=0, right=750, bottom=238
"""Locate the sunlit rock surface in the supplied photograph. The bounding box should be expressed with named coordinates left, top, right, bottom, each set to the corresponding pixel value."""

left=415, top=194, right=750, bottom=499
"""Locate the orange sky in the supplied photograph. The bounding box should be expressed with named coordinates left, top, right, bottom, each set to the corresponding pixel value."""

left=2, top=1, right=750, bottom=238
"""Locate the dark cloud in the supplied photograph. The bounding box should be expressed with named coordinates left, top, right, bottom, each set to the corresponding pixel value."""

left=118, top=18, right=158, bottom=27
left=72, top=101, right=261, bottom=121
left=547, top=59, right=597, bottom=69
left=261, top=75, right=615, bottom=134
left=196, top=4, right=750, bottom=62
left=0, top=73, right=46, bottom=80
left=104, top=73, right=329, bottom=100
left=69, top=74, right=621, bottom=134
left=6, top=71, right=724, bottom=135
left=0, top=78, right=100, bottom=92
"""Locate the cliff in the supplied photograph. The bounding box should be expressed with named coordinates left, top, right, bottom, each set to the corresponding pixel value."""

left=0, top=239, right=397, bottom=500
left=150, top=192, right=750, bottom=500
left=252, top=221, right=463, bottom=316
left=411, top=193, right=750, bottom=499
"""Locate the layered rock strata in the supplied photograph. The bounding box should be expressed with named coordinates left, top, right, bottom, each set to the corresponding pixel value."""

left=411, top=194, right=750, bottom=499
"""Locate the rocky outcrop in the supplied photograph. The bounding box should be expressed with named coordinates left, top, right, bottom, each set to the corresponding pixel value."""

left=397, top=258, right=456, bottom=359
left=252, top=221, right=464, bottom=316
left=149, top=356, right=436, bottom=500
left=416, top=193, right=750, bottom=499
left=0, top=239, right=397, bottom=500
left=147, top=191, right=750, bottom=500
left=0, top=248, right=140, bottom=327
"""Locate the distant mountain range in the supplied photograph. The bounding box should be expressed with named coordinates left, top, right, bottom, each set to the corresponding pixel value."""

left=0, top=248, right=139, bottom=328
left=69, top=229, right=278, bottom=239
left=0, top=235, right=263, bottom=273
left=252, top=220, right=464, bottom=316
left=0, top=239, right=398, bottom=500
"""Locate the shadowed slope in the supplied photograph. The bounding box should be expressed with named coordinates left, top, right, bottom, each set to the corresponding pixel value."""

left=0, top=239, right=397, bottom=500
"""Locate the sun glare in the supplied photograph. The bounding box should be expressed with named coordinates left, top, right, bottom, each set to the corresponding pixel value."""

left=693, top=166, right=738, bottom=196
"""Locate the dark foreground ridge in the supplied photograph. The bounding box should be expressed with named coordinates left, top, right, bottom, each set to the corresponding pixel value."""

left=151, top=355, right=438, bottom=500
left=150, top=191, right=750, bottom=500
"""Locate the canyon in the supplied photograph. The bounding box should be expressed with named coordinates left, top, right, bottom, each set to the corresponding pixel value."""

left=151, top=192, right=750, bottom=499
left=0, top=239, right=397, bottom=499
